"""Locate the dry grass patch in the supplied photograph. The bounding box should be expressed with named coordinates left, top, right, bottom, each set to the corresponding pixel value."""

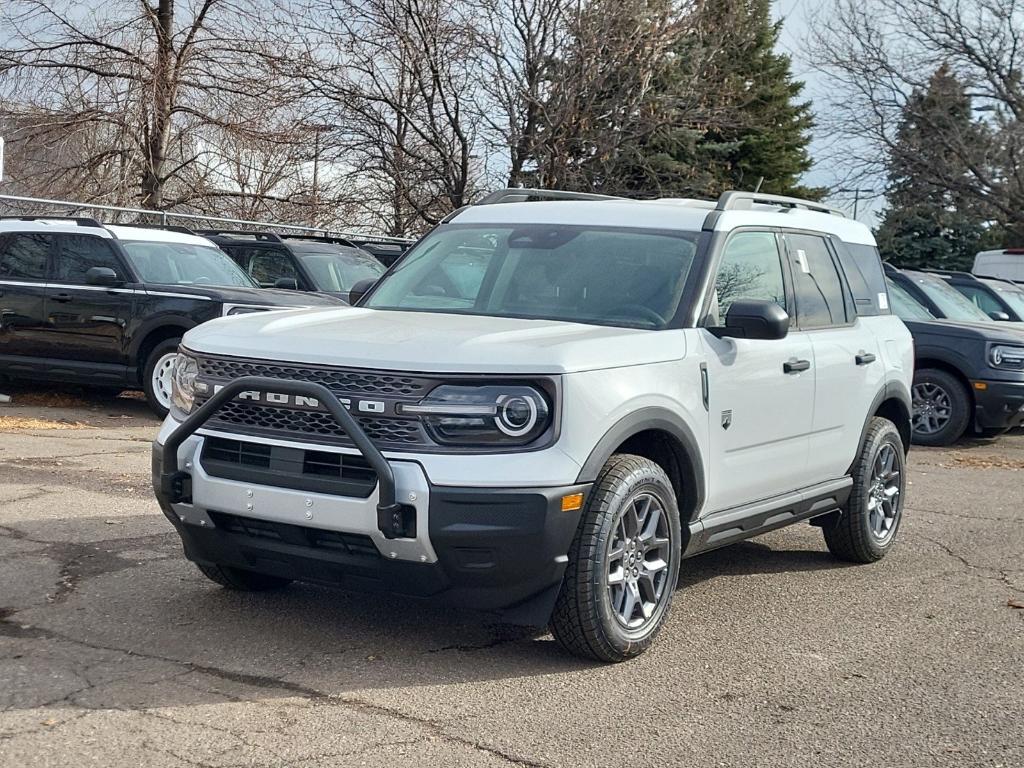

left=945, top=453, right=1024, bottom=471
left=0, top=416, right=89, bottom=432
left=3, top=391, right=92, bottom=408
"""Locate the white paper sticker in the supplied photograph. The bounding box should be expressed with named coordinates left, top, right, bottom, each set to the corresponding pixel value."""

left=795, top=249, right=810, bottom=273
left=878, top=292, right=889, bottom=310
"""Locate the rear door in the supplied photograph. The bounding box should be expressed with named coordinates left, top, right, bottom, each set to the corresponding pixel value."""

left=44, top=233, right=134, bottom=368
left=784, top=232, right=884, bottom=483
left=0, top=232, right=53, bottom=359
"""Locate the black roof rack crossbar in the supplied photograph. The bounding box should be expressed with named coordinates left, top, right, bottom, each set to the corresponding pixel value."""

left=0, top=214, right=104, bottom=228
left=716, top=191, right=846, bottom=217
left=196, top=229, right=284, bottom=243
left=476, top=188, right=624, bottom=205
left=279, top=233, right=358, bottom=248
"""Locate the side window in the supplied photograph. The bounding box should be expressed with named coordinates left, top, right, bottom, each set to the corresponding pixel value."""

left=55, top=235, right=124, bottom=284
left=786, top=234, right=848, bottom=328
left=222, top=247, right=250, bottom=271
left=956, top=285, right=1002, bottom=315
left=0, top=233, right=51, bottom=280
left=713, top=231, right=787, bottom=319
left=249, top=249, right=299, bottom=287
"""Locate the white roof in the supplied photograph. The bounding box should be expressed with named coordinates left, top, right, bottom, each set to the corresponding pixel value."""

left=105, top=224, right=217, bottom=247
left=0, top=218, right=113, bottom=237
left=452, top=198, right=876, bottom=246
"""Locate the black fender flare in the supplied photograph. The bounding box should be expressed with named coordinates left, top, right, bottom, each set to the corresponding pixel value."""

left=852, top=380, right=913, bottom=468
left=575, top=407, right=706, bottom=521
left=129, top=316, right=197, bottom=361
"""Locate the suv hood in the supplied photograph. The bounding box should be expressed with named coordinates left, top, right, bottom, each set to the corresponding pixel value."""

left=147, top=284, right=342, bottom=307
left=903, top=317, right=1024, bottom=344
left=182, top=307, right=684, bottom=374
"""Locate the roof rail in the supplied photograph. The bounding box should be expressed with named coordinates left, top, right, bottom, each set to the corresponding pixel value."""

left=0, top=214, right=104, bottom=228
left=919, top=268, right=975, bottom=279
left=716, top=191, right=845, bottom=217
left=279, top=233, right=358, bottom=248
left=476, top=188, right=623, bottom=205
left=197, top=229, right=284, bottom=243
left=112, top=222, right=198, bottom=236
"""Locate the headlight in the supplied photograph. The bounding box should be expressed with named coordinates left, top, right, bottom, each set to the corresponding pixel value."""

left=989, top=345, right=1024, bottom=370
left=400, top=384, right=552, bottom=446
left=170, top=352, right=200, bottom=416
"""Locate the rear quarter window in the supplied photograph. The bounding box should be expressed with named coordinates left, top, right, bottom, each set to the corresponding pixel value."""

left=836, top=241, right=890, bottom=316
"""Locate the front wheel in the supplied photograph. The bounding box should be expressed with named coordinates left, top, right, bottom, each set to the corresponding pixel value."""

left=550, top=454, right=682, bottom=662
left=823, top=417, right=906, bottom=563
left=142, top=338, right=181, bottom=417
left=911, top=368, right=970, bottom=446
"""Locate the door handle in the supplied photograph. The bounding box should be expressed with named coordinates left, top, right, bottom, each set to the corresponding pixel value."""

left=783, top=358, right=811, bottom=374
left=51, top=293, right=73, bottom=303
left=855, top=351, right=877, bottom=365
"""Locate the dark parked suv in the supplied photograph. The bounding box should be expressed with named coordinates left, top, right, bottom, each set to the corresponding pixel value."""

left=0, top=217, right=341, bottom=414
left=920, top=269, right=1024, bottom=323
left=886, top=274, right=1024, bottom=445
left=201, top=231, right=389, bottom=299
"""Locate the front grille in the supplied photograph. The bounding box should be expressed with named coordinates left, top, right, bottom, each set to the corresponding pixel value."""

left=194, top=353, right=436, bottom=449
left=208, top=511, right=380, bottom=559
left=201, top=436, right=378, bottom=497
left=206, top=400, right=427, bottom=447
left=196, top=357, right=429, bottom=396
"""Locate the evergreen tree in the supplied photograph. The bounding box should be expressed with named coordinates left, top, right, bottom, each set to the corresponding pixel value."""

left=875, top=65, right=1001, bottom=270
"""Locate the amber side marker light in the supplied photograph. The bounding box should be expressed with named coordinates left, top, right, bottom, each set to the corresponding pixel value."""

left=561, top=493, right=585, bottom=512
left=973, top=381, right=988, bottom=391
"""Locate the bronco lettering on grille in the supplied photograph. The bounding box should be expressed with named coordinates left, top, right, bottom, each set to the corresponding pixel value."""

left=210, top=385, right=386, bottom=414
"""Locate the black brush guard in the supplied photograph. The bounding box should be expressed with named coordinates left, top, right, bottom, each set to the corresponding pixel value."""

left=158, top=376, right=408, bottom=539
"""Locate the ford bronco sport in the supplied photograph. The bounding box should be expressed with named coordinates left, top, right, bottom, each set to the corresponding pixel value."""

left=153, top=189, right=915, bottom=662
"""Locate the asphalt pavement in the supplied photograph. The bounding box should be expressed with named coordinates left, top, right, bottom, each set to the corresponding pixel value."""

left=1, top=391, right=1022, bottom=767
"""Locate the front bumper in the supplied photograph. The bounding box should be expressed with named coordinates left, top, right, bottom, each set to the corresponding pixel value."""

left=153, top=440, right=586, bottom=624
left=973, top=378, right=1024, bottom=431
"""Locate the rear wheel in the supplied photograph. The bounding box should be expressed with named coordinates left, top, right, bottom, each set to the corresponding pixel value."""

left=911, top=368, right=970, bottom=446
left=196, top=563, right=292, bottom=591
left=823, top=417, right=906, bottom=563
left=142, top=338, right=181, bottom=417
left=550, top=454, right=681, bottom=663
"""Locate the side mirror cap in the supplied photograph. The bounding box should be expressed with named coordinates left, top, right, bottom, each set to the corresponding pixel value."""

left=85, top=266, right=122, bottom=287
left=988, top=310, right=1011, bottom=321
left=709, top=299, right=790, bottom=340
left=274, top=277, right=299, bottom=290
left=348, top=277, right=377, bottom=306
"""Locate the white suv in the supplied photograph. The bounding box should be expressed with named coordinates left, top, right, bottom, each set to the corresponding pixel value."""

left=153, top=189, right=914, bottom=662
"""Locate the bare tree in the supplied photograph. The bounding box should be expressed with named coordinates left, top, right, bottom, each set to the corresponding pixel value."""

left=0, top=0, right=301, bottom=211
left=810, top=0, right=1024, bottom=239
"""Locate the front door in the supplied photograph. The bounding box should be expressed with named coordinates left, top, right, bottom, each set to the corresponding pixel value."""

left=701, top=230, right=814, bottom=513
left=43, top=233, right=134, bottom=370
left=0, top=232, right=53, bottom=360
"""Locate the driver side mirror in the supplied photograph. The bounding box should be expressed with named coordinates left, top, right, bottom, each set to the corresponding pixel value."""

left=348, top=277, right=377, bottom=306
left=85, top=266, right=122, bottom=287
left=988, top=310, right=1011, bottom=321
left=274, top=277, right=299, bottom=290
left=709, top=299, right=790, bottom=340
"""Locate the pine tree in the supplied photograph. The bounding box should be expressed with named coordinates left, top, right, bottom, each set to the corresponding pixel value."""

left=875, top=65, right=1001, bottom=270
left=683, top=0, right=820, bottom=198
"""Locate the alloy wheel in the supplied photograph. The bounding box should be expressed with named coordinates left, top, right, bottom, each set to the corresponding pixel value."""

left=912, top=382, right=952, bottom=436
left=867, top=443, right=902, bottom=542
left=605, top=492, right=673, bottom=630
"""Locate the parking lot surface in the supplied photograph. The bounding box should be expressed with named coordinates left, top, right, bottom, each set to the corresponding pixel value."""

left=1, top=392, right=1022, bottom=767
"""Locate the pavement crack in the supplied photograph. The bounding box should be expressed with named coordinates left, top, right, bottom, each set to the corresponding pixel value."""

left=915, top=533, right=1024, bottom=597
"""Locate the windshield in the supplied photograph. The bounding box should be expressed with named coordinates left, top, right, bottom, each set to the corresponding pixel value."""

left=363, top=224, right=698, bottom=329
left=294, top=247, right=386, bottom=292
left=911, top=274, right=991, bottom=322
left=991, top=284, right=1024, bottom=316
left=122, top=241, right=256, bottom=288
left=886, top=278, right=934, bottom=320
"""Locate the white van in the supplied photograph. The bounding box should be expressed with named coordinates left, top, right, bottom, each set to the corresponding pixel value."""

left=974, top=249, right=1024, bottom=281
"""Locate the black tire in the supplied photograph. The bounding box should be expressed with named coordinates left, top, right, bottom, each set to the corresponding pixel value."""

left=823, top=417, right=906, bottom=563
left=911, top=368, right=970, bottom=447
left=550, top=454, right=682, bottom=663
left=196, top=563, right=292, bottom=591
left=142, top=338, right=181, bottom=417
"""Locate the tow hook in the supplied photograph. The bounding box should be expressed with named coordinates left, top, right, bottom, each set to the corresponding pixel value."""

left=162, top=471, right=193, bottom=504
left=377, top=502, right=417, bottom=539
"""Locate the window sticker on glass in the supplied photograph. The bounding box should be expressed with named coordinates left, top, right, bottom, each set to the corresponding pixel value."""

left=795, top=249, right=810, bottom=273
left=878, top=292, right=889, bottom=310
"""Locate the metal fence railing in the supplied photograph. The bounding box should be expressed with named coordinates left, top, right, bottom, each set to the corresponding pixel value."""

left=0, top=193, right=414, bottom=246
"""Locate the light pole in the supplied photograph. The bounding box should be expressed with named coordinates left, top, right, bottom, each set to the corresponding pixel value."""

left=835, top=187, right=875, bottom=219
left=300, top=123, right=335, bottom=227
